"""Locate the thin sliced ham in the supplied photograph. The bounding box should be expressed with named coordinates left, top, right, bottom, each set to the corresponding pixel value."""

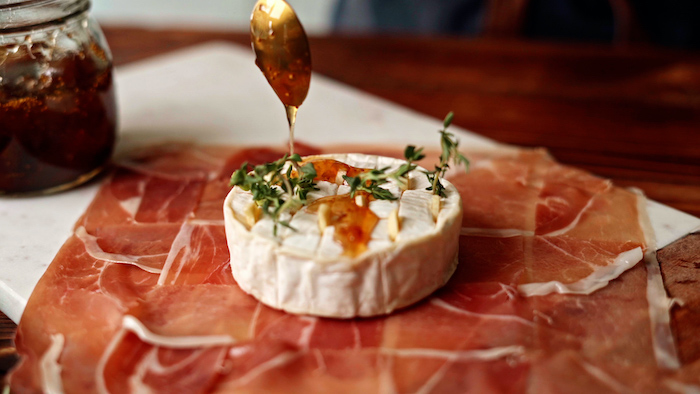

left=9, top=143, right=699, bottom=392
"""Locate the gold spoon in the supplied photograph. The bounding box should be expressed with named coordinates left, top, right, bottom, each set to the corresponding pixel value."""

left=251, top=0, right=312, bottom=155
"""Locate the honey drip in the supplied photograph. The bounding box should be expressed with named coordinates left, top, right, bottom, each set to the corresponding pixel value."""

left=251, top=0, right=311, bottom=155
left=286, top=105, right=298, bottom=155
left=308, top=194, right=379, bottom=258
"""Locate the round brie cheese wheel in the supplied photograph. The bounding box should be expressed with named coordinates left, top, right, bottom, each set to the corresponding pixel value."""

left=223, top=153, right=463, bottom=318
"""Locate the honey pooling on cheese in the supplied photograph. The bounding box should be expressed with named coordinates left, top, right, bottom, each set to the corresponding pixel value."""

left=302, top=158, right=369, bottom=183
left=308, top=194, right=379, bottom=257
left=304, top=158, right=380, bottom=257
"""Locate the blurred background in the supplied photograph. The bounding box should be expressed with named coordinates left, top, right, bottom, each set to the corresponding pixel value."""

left=91, top=0, right=700, bottom=49
left=92, top=0, right=336, bottom=35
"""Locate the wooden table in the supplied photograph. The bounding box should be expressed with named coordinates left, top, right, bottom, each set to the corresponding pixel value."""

left=2, top=26, right=699, bottom=381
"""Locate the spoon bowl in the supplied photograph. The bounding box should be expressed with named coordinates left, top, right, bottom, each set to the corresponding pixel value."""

left=250, top=0, right=311, bottom=108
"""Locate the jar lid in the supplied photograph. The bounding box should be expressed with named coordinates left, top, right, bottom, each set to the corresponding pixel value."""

left=0, top=0, right=90, bottom=32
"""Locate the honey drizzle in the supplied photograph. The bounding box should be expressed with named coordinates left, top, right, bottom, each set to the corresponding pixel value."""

left=285, top=105, right=298, bottom=155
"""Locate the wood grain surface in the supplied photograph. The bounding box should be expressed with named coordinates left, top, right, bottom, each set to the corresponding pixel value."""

left=1, top=26, right=699, bottom=381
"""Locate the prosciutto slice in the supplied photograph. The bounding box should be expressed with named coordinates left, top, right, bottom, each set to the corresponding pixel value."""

left=8, top=143, right=699, bottom=393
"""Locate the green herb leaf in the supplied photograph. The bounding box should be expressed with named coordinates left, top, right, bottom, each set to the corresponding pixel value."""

left=443, top=111, right=454, bottom=128
left=300, top=162, right=316, bottom=177
left=289, top=153, right=302, bottom=162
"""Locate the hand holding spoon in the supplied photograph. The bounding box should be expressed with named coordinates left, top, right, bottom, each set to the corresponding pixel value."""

left=251, top=0, right=312, bottom=155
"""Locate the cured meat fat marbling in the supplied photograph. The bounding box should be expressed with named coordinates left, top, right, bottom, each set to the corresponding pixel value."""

left=8, top=143, right=698, bottom=393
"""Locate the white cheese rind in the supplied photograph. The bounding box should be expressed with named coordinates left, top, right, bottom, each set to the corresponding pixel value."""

left=223, top=154, right=463, bottom=318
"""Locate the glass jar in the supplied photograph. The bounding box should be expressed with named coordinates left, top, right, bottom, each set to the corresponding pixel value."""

left=0, top=0, right=116, bottom=195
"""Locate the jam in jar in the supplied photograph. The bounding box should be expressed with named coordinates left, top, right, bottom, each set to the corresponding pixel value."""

left=0, top=0, right=116, bottom=195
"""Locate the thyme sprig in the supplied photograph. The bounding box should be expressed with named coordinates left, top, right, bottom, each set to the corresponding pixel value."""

left=424, top=112, right=469, bottom=197
left=229, top=154, right=318, bottom=234
left=344, top=112, right=468, bottom=199
left=342, top=145, right=425, bottom=200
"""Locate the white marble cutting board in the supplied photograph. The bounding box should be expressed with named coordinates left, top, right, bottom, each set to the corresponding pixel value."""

left=1, top=42, right=698, bottom=324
